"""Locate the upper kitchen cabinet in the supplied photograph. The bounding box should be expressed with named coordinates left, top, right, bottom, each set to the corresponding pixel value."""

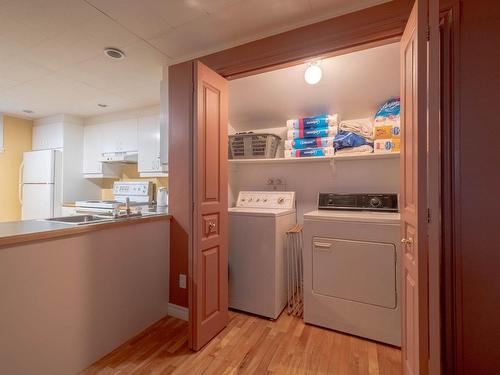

left=138, top=115, right=168, bottom=177
left=101, top=119, right=138, bottom=153
left=32, top=121, right=64, bottom=150
left=83, top=123, right=122, bottom=178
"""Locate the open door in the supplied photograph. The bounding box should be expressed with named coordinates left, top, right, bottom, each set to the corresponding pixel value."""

left=189, top=61, right=229, bottom=350
left=400, top=0, right=439, bottom=374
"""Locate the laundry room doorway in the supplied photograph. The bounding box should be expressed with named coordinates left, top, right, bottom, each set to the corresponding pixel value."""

left=169, top=1, right=444, bottom=373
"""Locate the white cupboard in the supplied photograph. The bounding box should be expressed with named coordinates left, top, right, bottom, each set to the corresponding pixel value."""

left=32, top=122, right=64, bottom=150
left=83, top=123, right=122, bottom=178
left=83, top=111, right=167, bottom=178
left=138, top=115, right=168, bottom=177
left=101, top=119, right=138, bottom=153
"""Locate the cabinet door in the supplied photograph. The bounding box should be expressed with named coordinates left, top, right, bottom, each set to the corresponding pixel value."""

left=102, top=119, right=138, bottom=153
left=138, top=115, right=160, bottom=173
left=83, top=124, right=102, bottom=174
left=32, top=123, right=64, bottom=150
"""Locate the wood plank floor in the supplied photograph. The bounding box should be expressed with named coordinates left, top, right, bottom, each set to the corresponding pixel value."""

left=82, top=311, right=401, bottom=374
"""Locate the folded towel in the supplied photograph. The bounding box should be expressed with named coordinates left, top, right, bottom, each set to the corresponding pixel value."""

left=338, top=118, right=373, bottom=140
left=287, top=126, right=337, bottom=140
left=333, top=131, right=372, bottom=150
left=335, top=145, right=374, bottom=155
left=284, top=136, right=335, bottom=150
left=284, top=147, right=335, bottom=158
left=287, top=114, right=339, bottom=129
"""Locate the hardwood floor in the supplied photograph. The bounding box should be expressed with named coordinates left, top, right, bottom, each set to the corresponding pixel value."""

left=82, top=311, right=401, bottom=374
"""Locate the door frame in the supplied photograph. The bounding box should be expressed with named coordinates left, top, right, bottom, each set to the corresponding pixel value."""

left=172, top=0, right=455, bottom=370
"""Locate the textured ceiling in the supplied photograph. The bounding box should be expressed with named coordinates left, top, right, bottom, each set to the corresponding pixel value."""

left=0, top=0, right=390, bottom=119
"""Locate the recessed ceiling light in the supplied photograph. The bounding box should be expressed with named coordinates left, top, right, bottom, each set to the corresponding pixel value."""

left=22, top=109, right=34, bottom=114
left=97, top=104, right=108, bottom=108
left=104, top=47, right=125, bottom=60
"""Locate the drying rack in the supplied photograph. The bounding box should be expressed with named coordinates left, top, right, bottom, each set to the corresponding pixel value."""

left=286, top=224, right=304, bottom=317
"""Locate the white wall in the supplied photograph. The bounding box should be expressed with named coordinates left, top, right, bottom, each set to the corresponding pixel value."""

left=0, top=219, right=170, bottom=375
left=228, top=42, right=401, bottom=219
left=230, top=157, right=399, bottom=223
left=229, top=42, right=400, bottom=131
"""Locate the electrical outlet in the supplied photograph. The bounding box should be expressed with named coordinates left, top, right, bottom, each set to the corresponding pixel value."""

left=267, top=177, right=286, bottom=191
left=179, top=274, right=187, bottom=289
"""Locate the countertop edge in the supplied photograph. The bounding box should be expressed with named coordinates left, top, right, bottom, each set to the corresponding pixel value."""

left=0, top=214, right=172, bottom=248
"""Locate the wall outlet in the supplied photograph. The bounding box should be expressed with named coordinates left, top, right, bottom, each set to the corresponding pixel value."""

left=179, top=274, right=187, bottom=289
left=267, top=177, right=286, bottom=191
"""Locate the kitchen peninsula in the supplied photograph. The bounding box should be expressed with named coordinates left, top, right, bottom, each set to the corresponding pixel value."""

left=0, top=213, right=171, bottom=375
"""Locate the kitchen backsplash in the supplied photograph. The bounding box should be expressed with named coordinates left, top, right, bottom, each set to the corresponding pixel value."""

left=99, top=165, right=168, bottom=201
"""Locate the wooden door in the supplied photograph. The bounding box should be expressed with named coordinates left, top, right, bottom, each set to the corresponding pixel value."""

left=189, top=61, right=229, bottom=350
left=400, top=1, right=439, bottom=374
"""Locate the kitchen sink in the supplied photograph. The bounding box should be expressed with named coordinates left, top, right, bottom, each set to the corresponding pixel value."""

left=42, top=215, right=114, bottom=225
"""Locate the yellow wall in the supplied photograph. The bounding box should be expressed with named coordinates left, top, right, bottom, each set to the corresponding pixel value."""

left=0, top=116, right=33, bottom=222
left=100, top=165, right=168, bottom=201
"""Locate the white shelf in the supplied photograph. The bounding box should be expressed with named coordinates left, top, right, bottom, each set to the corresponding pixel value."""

left=228, top=152, right=399, bottom=165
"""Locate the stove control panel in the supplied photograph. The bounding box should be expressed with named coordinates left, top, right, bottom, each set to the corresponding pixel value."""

left=113, top=181, right=153, bottom=203
left=235, top=191, right=295, bottom=209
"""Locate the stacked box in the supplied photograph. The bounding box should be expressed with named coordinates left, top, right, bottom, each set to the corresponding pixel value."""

left=284, top=115, right=339, bottom=158
left=373, top=98, right=400, bottom=153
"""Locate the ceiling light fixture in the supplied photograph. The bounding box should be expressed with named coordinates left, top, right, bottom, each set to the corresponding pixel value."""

left=304, top=62, right=322, bottom=85
left=22, top=109, right=34, bottom=114
left=97, top=104, right=108, bottom=108
left=104, top=47, right=125, bottom=60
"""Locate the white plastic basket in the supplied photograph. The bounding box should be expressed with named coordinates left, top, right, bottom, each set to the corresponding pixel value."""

left=228, top=133, right=281, bottom=159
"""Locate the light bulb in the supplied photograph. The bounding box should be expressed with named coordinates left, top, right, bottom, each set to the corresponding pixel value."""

left=304, top=63, right=322, bottom=85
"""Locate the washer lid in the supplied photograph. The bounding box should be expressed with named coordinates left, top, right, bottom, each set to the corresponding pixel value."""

left=304, top=210, right=400, bottom=224
left=228, top=207, right=295, bottom=217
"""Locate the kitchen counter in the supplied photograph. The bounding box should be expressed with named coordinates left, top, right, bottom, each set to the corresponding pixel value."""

left=0, top=208, right=171, bottom=247
left=0, top=209, right=170, bottom=375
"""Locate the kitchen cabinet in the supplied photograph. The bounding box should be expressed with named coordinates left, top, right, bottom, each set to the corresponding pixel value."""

left=138, top=115, right=167, bottom=177
left=32, top=122, right=64, bottom=150
left=83, top=123, right=121, bottom=178
left=101, top=119, right=138, bottom=153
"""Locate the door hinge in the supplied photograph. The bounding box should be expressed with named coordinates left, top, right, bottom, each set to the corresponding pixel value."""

left=427, top=208, right=431, bottom=223
left=427, top=24, right=430, bottom=41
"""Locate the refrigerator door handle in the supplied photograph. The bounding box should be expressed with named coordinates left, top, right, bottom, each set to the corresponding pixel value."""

left=18, top=161, right=24, bottom=205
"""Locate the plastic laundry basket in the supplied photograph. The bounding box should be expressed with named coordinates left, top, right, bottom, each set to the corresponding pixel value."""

left=228, top=133, right=281, bottom=159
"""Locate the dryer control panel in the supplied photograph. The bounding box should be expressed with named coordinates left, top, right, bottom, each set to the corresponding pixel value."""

left=235, top=191, right=295, bottom=209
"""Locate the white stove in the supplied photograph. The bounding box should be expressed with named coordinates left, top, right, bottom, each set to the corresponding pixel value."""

left=75, top=182, right=153, bottom=214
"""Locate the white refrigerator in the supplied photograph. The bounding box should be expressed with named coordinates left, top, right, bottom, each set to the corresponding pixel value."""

left=19, top=150, right=62, bottom=220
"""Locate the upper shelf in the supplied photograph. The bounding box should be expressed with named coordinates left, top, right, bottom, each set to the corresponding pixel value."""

left=228, top=152, right=400, bottom=165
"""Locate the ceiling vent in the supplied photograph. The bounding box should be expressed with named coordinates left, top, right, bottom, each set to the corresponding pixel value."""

left=104, top=47, right=125, bottom=60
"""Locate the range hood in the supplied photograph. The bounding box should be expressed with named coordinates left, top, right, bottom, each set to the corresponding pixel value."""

left=100, top=151, right=138, bottom=164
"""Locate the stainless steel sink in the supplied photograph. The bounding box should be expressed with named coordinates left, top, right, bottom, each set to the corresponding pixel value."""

left=42, top=215, right=114, bottom=225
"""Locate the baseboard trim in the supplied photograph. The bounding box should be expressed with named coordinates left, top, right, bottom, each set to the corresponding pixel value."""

left=167, top=303, right=188, bottom=321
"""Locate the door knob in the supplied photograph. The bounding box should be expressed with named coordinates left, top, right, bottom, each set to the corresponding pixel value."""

left=401, top=237, right=413, bottom=245
left=208, top=222, right=216, bottom=233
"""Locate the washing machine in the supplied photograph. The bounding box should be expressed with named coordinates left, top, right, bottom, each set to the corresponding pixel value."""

left=228, top=191, right=296, bottom=319
left=303, top=193, right=401, bottom=346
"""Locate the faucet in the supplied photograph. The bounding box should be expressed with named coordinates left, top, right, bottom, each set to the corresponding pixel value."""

left=125, top=197, right=131, bottom=216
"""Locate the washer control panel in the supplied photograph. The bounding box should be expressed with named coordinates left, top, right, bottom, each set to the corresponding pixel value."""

left=236, top=191, right=295, bottom=209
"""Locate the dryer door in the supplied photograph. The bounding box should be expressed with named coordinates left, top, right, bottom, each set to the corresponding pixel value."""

left=312, top=237, right=396, bottom=308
